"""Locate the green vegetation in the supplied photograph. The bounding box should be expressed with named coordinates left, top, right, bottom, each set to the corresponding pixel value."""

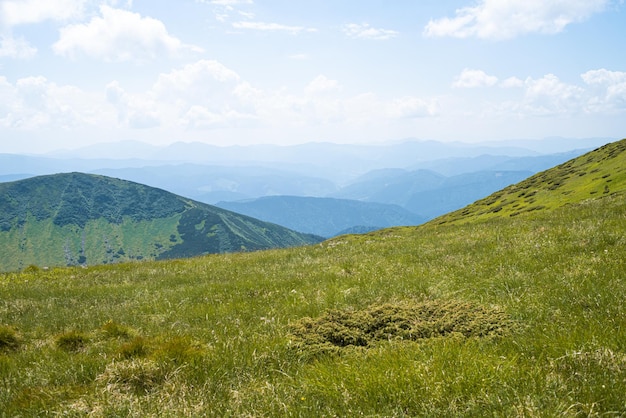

left=0, top=173, right=322, bottom=271
left=289, top=299, right=514, bottom=357
left=439, top=139, right=626, bottom=224
left=0, top=325, right=20, bottom=353
left=0, top=140, right=625, bottom=415
left=55, top=330, right=89, bottom=352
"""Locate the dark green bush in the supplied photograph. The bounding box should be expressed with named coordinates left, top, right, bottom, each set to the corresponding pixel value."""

left=289, top=299, right=514, bottom=356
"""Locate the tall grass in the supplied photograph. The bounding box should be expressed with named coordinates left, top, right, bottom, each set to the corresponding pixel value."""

left=1, top=192, right=625, bottom=416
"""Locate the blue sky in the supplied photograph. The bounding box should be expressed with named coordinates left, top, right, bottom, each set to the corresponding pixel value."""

left=0, top=0, right=625, bottom=153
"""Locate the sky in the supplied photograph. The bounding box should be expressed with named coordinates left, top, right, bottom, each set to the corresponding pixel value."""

left=0, top=0, right=625, bottom=153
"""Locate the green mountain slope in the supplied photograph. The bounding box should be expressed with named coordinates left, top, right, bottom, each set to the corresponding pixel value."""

left=437, top=138, right=626, bottom=224
left=1, top=140, right=625, bottom=415
left=0, top=172, right=322, bottom=271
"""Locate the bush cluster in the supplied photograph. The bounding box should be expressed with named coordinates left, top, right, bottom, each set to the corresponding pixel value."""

left=289, top=299, right=514, bottom=355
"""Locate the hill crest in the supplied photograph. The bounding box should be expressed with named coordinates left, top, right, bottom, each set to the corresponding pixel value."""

left=435, top=138, right=626, bottom=225
left=0, top=173, right=322, bottom=271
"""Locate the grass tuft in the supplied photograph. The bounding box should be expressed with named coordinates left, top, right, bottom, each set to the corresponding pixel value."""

left=97, top=359, right=168, bottom=395
left=101, top=320, right=134, bottom=339
left=118, top=336, right=153, bottom=359
left=54, top=330, right=89, bottom=352
left=0, top=325, right=20, bottom=352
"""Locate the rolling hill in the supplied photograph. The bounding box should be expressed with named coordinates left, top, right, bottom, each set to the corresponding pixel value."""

left=1, top=139, right=625, bottom=416
left=437, top=138, right=626, bottom=224
left=216, top=196, right=425, bottom=237
left=0, top=172, right=322, bottom=271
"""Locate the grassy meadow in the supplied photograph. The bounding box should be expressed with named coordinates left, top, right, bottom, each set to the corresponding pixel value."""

left=1, top=189, right=625, bottom=416
left=1, top=140, right=626, bottom=416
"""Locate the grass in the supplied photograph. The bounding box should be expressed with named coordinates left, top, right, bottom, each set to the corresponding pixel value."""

left=1, top=189, right=625, bottom=416
left=0, top=326, right=20, bottom=353
left=1, top=141, right=625, bottom=416
left=439, top=139, right=626, bottom=225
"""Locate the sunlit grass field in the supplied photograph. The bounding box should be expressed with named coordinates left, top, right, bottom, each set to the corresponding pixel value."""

left=1, top=185, right=625, bottom=416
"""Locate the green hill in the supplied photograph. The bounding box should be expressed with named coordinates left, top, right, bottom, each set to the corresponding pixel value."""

left=0, top=172, right=322, bottom=271
left=0, top=140, right=625, bottom=416
left=438, top=138, right=626, bottom=224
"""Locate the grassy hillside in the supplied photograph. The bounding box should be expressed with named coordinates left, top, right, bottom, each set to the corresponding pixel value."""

left=438, top=138, right=626, bottom=224
left=0, top=173, right=321, bottom=271
left=0, top=140, right=625, bottom=416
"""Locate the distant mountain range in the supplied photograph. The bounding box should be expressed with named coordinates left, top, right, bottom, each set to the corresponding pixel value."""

left=216, top=196, right=425, bottom=238
left=334, top=169, right=535, bottom=219
left=28, top=137, right=614, bottom=182
left=0, top=173, right=322, bottom=272
left=0, top=138, right=615, bottom=243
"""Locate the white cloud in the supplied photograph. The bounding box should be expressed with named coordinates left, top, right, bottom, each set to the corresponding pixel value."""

left=0, top=75, right=107, bottom=129
left=520, top=74, right=585, bottom=115
left=0, top=0, right=86, bottom=26
left=305, top=75, right=340, bottom=95
left=387, top=97, right=439, bottom=119
left=197, top=0, right=254, bottom=22
left=152, top=59, right=240, bottom=103
left=53, top=6, right=202, bottom=62
left=582, top=69, right=626, bottom=111
left=105, top=60, right=248, bottom=130
left=0, top=35, right=37, bottom=59
left=424, top=0, right=609, bottom=40
left=105, top=81, right=160, bottom=129
left=582, top=68, right=626, bottom=85
left=232, top=21, right=317, bottom=34
left=500, top=76, right=524, bottom=88
left=453, top=69, right=498, bottom=88
left=342, top=23, right=399, bottom=40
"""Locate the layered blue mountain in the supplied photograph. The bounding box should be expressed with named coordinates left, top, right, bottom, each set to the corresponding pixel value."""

left=216, top=196, right=425, bottom=238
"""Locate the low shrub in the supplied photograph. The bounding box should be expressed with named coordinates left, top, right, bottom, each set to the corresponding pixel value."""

left=289, top=299, right=514, bottom=356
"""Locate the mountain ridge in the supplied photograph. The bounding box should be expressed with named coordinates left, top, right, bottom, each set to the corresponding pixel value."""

left=0, top=172, right=322, bottom=271
left=216, top=195, right=425, bottom=237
